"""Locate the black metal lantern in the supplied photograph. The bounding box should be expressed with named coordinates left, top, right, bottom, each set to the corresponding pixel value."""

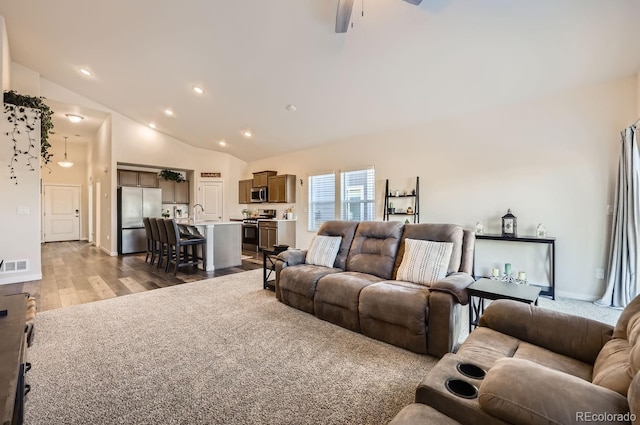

left=501, top=209, right=517, bottom=237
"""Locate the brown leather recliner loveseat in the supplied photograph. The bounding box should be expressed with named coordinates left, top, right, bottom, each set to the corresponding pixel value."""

left=392, top=294, right=640, bottom=425
left=274, top=220, right=475, bottom=357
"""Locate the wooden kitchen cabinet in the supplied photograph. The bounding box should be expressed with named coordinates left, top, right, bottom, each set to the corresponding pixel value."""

left=258, top=220, right=296, bottom=250
left=159, top=179, right=189, bottom=204
left=253, top=171, right=276, bottom=187
left=268, top=174, right=296, bottom=203
left=238, top=179, right=253, bottom=204
left=118, top=170, right=158, bottom=188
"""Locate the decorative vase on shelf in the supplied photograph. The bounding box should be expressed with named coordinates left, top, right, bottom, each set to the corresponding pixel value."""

left=475, top=221, right=484, bottom=235
left=536, top=223, right=547, bottom=238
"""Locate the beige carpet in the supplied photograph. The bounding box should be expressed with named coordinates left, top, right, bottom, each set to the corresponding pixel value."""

left=25, top=269, right=437, bottom=425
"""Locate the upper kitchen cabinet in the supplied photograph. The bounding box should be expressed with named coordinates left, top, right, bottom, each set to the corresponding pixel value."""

left=268, top=175, right=296, bottom=203
left=253, top=171, right=277, bottom=187
left=118, top=170, right=158, bottom=188
left=238, top=179, right=253, bottom=204
left=159, top=179, right=190, bottom=204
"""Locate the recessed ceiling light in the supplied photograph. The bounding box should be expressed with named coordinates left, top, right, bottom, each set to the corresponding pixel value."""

left=219, top=140, right=227, bottom=147
left=164, top=108, right=174, bottom=116
left=65, top=114, right=84, bottom=123
left=286, top=104, right=297, bottom=112
left=149, top=122, right=157, bottom=129
left=243, top=130, right=253, bottom=138
left=79, top=68, right=92, bottom=77
left=192, top=86, right=205, bottom=95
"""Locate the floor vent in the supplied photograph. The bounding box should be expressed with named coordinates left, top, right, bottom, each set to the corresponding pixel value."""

left=1, top=260, right=29, bottom=273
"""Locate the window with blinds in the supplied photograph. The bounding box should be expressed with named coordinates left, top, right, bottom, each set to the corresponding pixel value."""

left=340, top=168, right=375, bottom=222
left=308, top=172, right=336, bottom=231
left=308, top=167, right=375, bottom=231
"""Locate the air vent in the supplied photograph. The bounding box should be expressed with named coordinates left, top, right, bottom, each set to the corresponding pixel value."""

left=0, top=260, right=29, bottom=273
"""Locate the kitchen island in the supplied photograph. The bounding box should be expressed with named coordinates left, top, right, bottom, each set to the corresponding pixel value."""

left=178, top=221, right=241, bottom=271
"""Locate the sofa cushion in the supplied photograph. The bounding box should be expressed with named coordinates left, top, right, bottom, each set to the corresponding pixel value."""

left=592, top=338, right=633, bottom=396
left=314, top=272, right=383, bottom=331
left=305, top=235, right=342, bottom=268
left=478, top=358, right=629, bottom=425
left=316, top=220, right=359, bottom=270
left=513, top=342, right=593, bottom=381
left=396, top=238, right=453, bottom=286
left=456, top=327, right=520, bottom=369
left=346, top=221, right=403, bottom=279
left=279, top=264, right=343, bottom=298
left=359, top=281, right=429, bottom=332
left=392, top=224, right=465, bottom=278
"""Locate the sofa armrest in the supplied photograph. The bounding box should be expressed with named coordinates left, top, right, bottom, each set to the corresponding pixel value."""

left=429, top=272, right=474, bottom=305
left=479, top=300, right=614, bottom=364
left=479, top=358, right=630, bottom=425
left=274, top=250, right=307, bottom=300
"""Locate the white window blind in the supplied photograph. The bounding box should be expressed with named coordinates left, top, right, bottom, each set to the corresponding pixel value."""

left=308, top=172, right=336, bottom=231
left=340, top=168, right=375, bottom=222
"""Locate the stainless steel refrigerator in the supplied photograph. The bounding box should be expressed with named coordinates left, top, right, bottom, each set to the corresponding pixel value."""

left=117, top=187, right=162, bottom=254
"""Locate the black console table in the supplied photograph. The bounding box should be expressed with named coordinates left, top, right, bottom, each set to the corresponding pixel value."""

left=262, top=246, right=289, bottom=290
left=0, top=293, right=29, bottom=425
left=475, top=234, right=556, bottom=299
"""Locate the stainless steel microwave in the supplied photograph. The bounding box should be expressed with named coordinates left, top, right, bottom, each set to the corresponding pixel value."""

left=250, top=186, right=268, bottom=203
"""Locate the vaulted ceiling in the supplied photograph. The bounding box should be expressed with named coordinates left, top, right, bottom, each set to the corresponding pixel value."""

left=1, top=1, right=639, bottom=161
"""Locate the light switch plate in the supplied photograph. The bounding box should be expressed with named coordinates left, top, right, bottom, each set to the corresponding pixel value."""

left=16, top=206, right=29, bottom=215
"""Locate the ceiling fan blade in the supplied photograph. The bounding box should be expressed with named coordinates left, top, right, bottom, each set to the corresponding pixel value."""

left=403, top=0, right=423, bottom=4
left=335, top=0, right=355, bottom=33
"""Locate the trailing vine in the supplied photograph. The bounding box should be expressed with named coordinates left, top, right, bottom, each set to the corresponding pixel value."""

left=159, top=169, right=185, bottom=182
left=3, top=90, right=55, bottom=184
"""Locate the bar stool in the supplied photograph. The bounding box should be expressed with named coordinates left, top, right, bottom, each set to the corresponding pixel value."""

left=156, top=217, right=170, bottom=269
left=164, top=219, right=207, bottom=275
left=148, top=218, right=161, bottom=265
left=142, top=217, right=154, bottom=263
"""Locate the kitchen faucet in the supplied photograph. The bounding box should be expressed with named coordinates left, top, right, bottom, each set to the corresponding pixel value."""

left=193, top=204, right=205, bottom=221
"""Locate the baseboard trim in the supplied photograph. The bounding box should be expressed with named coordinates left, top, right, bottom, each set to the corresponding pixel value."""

left=99, top=246, right=117, bottom=256
left=0, top=273, right=43, bottom=285
left=555, top=290, right=600, bottom=301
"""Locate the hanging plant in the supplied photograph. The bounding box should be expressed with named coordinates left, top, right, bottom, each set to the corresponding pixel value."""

left=3, top=90, right=55, bottom=183
left=159, top=169, right=185, bottom=182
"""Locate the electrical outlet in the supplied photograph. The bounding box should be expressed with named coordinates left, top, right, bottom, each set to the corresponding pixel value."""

left=607, top=205, right=614, bottom=215
left=596, top=268, right=605, bottom=279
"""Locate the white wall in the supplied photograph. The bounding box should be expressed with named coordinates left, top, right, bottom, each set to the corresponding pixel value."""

left=249, top=76, right=638, bottom=300
left=0, top=106, right=42, bottom=284
left=10, top=61, right=39, bottom=96
left=0, top=17, right=9, bottom=92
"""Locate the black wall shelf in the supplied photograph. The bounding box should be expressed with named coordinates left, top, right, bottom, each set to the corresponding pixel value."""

left=383, top=177, right=419, bottom=223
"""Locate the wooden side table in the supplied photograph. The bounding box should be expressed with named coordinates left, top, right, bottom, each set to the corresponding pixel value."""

left=467, top=278, right=541, bottom=332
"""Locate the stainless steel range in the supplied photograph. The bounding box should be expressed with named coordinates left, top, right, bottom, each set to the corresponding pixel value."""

left=242, top=209, right=276, bottom=251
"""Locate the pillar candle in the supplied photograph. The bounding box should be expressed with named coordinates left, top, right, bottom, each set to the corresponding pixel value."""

left=491, top=268, right=500, bottom=277
left=504, top=263, right=512, bottom=275
left=518, top=271, right=526, bottom=281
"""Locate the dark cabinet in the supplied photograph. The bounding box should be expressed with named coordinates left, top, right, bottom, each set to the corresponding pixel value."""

left=238, top=179, right=253, bottom=204
left=118, top=170, right=158, bottom=188
left=159, top=180, right=190, bottom=204
left=253, top=171, right=276, bottom=187
left=268, top=174, right=296, bottom=203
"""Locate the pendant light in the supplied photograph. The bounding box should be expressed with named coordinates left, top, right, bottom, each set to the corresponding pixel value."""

left=58, top=136, right=74, bottom=168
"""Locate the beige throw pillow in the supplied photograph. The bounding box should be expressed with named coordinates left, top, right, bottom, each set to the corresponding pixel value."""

left=305, top=235, right=342, bottom=268
left=397, top=238, right=453, bottom=285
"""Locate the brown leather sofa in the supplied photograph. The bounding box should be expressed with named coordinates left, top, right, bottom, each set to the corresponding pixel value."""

left=275, top=220, right=475, bottom=357
left=396, top=295, right=640, bottom=425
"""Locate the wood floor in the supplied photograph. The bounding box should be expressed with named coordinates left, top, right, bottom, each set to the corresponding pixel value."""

left=0, top=241, right=262, bottom=312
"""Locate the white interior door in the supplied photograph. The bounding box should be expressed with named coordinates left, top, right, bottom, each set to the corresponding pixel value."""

left=199, top=182, right=223, bottom=221
left=44, top=185, right=80, bottom=242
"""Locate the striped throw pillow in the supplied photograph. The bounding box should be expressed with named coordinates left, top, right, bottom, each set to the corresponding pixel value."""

left=396, top=238, right=453, bottom=286
left=305, top=235, right=342, bottom=268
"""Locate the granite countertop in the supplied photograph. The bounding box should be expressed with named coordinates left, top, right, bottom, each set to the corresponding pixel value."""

left=177, top=219, right=242, bottom=226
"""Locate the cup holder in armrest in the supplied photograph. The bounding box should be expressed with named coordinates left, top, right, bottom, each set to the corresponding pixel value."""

left=456, top=363, right=486, bottom=380
left=445, top=378, right=478, bottom=399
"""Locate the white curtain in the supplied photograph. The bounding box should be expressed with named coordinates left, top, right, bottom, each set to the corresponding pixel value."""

left=598, top=123, right=640, bottom=308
